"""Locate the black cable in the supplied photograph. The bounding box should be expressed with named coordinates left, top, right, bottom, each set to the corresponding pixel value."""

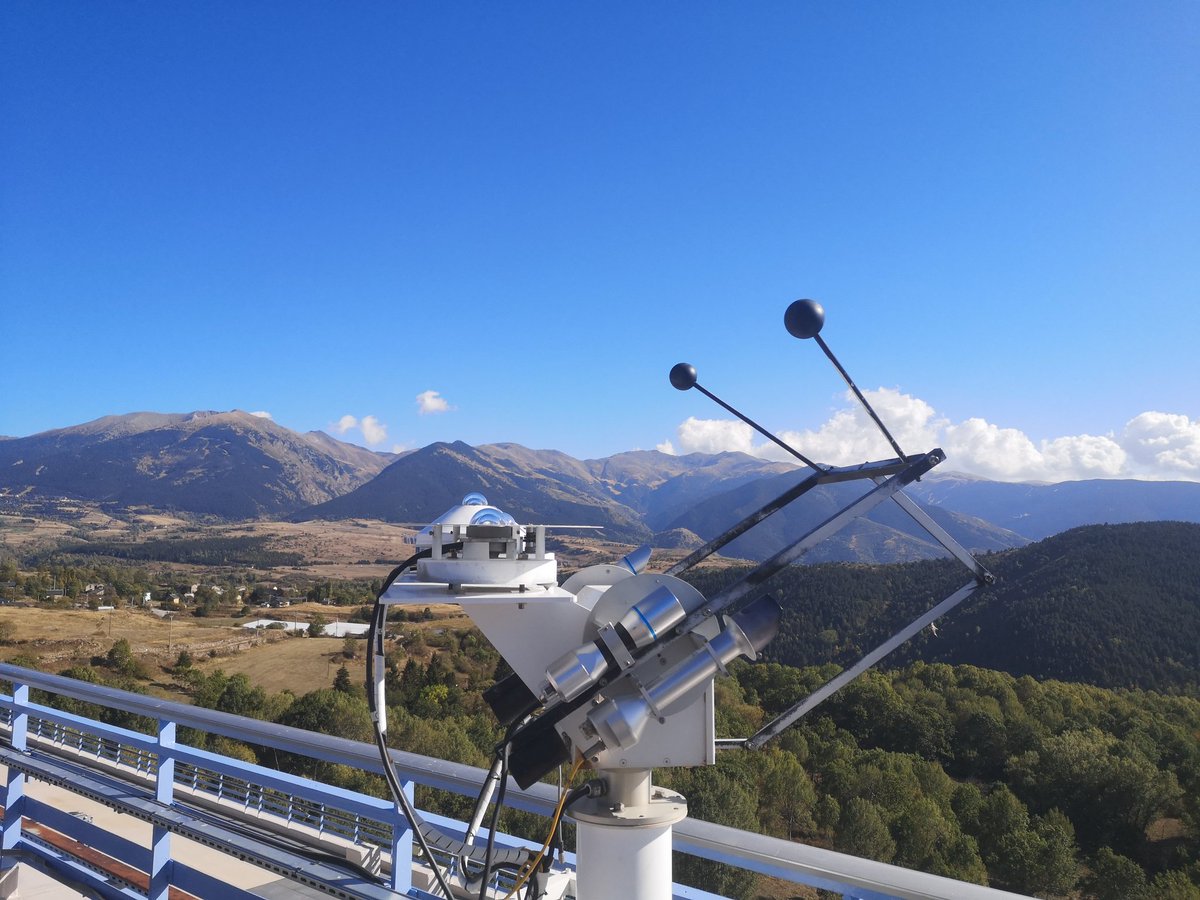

left=477, top=719, right=518, bottom=900
left=564, top=779, right=603, bottom=809
left=366, top=546, right=459, bottom=900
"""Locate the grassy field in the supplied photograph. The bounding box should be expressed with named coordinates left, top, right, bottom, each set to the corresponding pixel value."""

left=0, top=598, right=471, bottom=699
left=196, top=632, right=362, bottom=695
left=193, top=600, right=470, bottom=695
left=0, top=605, right=262, bottom=667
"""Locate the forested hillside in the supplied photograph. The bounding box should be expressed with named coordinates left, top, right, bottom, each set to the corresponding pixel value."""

left=8, top=519, right=1200, bottom=897
left=32, top=636, right=1199, bottom=899
left=688, top=522, right=1200, bottom=693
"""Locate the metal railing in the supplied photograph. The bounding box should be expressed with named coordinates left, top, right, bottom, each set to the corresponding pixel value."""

left=0, top=664, right=1028, bottom=900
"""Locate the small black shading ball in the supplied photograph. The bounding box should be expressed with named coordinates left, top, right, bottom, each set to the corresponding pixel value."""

left=784, top=299, right=825, bottom=339
left=669, top=363, right=698, bottom=391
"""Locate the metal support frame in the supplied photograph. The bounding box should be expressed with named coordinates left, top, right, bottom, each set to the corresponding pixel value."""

left=390, top=781, right=413, bottom=894
left=878, top=484, right=994, bottom=583
left=1, top=683, right=27, bottom=857
left=149, top=719, right=174, bottom=900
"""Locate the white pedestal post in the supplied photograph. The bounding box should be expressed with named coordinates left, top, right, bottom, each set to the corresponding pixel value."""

left=570, top=769, right=687, bottom=900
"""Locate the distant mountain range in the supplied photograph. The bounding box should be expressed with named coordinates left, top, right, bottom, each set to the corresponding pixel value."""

left=3, top=411, right=1200, bottom=562
left=295, top=440, right=794, bottom=544
left=903, top=473, right=1200, bottom=540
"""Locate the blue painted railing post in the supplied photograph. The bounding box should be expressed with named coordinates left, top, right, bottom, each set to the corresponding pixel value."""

left=390, top=779, right=414, bottom=893
left=1, top=684, right=28, bottom=852
left=149, top=718, right=176, bottom=900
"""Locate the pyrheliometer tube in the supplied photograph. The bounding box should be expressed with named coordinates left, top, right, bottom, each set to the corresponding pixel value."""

left=590, top=594, right=782, bottom=751
left=544, top=584, right=700, bottom=703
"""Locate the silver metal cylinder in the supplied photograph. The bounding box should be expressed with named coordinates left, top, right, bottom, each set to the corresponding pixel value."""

left=617, top=585, right=688, bottom=650
left=590, top=595, right=782, bottom=751
left=543, top=584, right=696, bottom=703
left=544, top=642, right=609, bottom=702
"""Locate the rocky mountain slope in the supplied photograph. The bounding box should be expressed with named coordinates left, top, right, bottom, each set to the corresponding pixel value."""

left=294, top=441, right=794, bottom=544
left=0, top=411, right=391, bottom=519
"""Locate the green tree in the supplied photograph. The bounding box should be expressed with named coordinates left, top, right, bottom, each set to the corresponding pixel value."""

left=1150, top=870, right=1200, bottom=900
left=278, top=689, right=373, bottom=745
left=308, top=612, right=329, bottom=637
left=104, top=639, right=146, bottom=678
left=1082, top=848, right=1149, bottom=900
left=214, top=673, right=268, bottom=719
left=414, top=683, right=449, bottom=718
left=761, top=752, right=816, bottom=838
left=973, top=784, right=1029, bottom=867
left=1029, top=809, right=1078, bottom=896
left=836, top=798, right=896, bottom=863
left=672, top=767, right=760, bottom=899
left=333, top=666, right=354, bottom=695
left=813, top=794, right=840, bottom=836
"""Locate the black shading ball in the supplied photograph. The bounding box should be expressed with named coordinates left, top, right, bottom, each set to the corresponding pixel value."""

left=784, top=299, right=825, bottom=339
left=669, top=363, right=698, bottom=391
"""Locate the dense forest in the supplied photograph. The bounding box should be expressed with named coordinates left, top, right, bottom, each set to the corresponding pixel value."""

left=22, top=624, right=1200, bottom=899
left=688, top=522, right=1200, bottom=694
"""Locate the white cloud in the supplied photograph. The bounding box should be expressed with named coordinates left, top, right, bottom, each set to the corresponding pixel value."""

left=416, top=390, right=453, bottom=415
left=360, top=415, right=387, bottom=446
left=659, top=388, right=1200, bottom=482
left=655, top=440, right=677, bottom=455
left=675, top=417, right=755, bottom=455
left=1123, top=412, right=1200, bottom=476
left=330, top=413, right=388, bottom=447
left=1042, top=434, right=1127, bottom=478
left=942, top=418, right=1048, bottom=480
left=771, top=388, right=946, bottom=465
left=249, top=410, right=272, bottom=420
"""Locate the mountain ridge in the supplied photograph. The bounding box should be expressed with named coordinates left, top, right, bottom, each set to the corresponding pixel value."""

left=3, top=411, right=1200, bottom=563
left=0, top=410, right=393, bottom=519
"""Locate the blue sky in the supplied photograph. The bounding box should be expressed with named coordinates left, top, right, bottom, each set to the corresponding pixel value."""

left=3, top=3, right=1198, bottom=481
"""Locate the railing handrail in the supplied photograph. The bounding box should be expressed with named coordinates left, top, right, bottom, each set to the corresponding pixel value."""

left=0, top=663, right=1029, bottom=900
left=0, top=662, right=561, bottom=815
